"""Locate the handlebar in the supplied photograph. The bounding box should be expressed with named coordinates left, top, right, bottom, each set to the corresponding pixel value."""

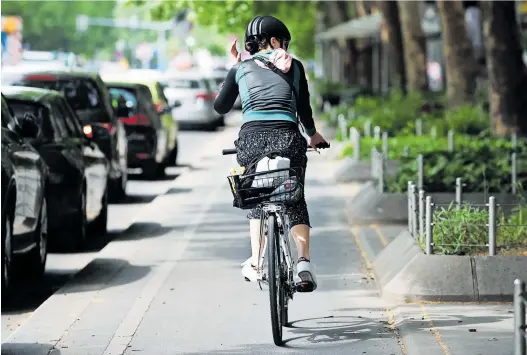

left=222, top=148, right=238, bottom=155
left=222, top=142, right=330, bottom=155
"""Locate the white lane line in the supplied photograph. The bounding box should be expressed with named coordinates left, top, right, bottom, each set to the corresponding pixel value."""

left=102, top=178, right=224, bottom=355
left=1, top=126, right=236, bottom=348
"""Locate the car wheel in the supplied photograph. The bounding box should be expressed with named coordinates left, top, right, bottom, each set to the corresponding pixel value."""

left=90, top=188, right=108, bottom=236
left=109, top=174, right=126, bottom=203
left=167, top=142, right=178, bottom=167
left=23, top=197, right=48, bottom=279
left=2, top=205, right=14, bottom=302
left=57, top=190, right=87, bottom=252
left=143, top=159, right=164, bottom=180
left=205, top=122, right=217, bottom=132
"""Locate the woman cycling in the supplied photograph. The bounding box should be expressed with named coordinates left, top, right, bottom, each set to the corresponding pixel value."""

left=214, top=15, right=328, bottom=292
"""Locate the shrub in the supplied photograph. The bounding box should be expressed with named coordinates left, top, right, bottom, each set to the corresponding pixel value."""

left=422, top=203, right=527, bottom=255
left=385, top=138, right=527, bottom=193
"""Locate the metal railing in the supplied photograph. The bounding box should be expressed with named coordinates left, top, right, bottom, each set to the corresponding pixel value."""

left=406, top=180, right=527, bottom=256
left=515, top=279, right=527, bottom=355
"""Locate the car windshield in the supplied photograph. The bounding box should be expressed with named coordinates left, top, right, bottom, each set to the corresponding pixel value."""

left=16, top=77, right=102, bottom=111
left=8, top=101, right=41, bottom=119
left=108, top=87, right=138, bottom=112
left=7, top=100, right=53, bottom=138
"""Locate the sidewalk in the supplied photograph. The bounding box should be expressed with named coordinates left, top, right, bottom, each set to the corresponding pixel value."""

left=348, top=194, right=515, bottom=355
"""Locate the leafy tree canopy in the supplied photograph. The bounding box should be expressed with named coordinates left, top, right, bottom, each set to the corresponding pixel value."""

left=2, top=0, right=119, bottom=57
left=130, top=0, right=317, bottom=59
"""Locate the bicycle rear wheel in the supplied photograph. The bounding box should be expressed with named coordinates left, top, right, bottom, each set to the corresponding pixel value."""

left=267, top=214, right=286, bottom=346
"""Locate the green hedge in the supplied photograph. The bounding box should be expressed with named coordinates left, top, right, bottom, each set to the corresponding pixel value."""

left=385, top=137, right=527, bottom=193
left=324, top=90, right=489, bottom=139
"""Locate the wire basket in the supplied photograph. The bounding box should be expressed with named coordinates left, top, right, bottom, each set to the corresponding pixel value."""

left=227, top=167, right=304, bottom=209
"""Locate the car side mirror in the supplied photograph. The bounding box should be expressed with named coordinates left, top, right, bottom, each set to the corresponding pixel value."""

left=18, top=113, right=40, bottom=139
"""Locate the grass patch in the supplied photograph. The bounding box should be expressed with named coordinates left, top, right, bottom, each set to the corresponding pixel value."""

left=417, top=203, right=527, bottom=255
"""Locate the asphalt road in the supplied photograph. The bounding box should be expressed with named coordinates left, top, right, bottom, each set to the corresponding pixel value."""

left=1, top=114, right=240, bottom=342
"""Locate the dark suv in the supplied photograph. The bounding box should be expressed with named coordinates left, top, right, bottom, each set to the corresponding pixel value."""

left=11, top=70, right=128, bottom=201
left=1, top=94, right=49, bottom=298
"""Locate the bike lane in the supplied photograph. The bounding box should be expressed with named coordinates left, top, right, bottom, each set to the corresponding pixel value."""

left=3, top=123, right=404, bottom=355
left=116, top=147, right=404, bottom=354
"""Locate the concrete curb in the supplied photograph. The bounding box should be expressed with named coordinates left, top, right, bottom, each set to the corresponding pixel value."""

left=347, top=183, right=524, bottom=225
left=372, top=231, right=527, bottom=302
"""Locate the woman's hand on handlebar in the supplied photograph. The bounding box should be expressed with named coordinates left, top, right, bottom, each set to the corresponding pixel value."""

left=308, top=131, right=329, bottom=151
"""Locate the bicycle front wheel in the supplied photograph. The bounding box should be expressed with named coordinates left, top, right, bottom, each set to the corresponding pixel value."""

left=267, top=214, right=285, bottom=346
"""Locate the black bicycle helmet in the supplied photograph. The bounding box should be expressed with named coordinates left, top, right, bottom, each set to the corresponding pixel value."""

left=244, top=16, right=291, bottom=44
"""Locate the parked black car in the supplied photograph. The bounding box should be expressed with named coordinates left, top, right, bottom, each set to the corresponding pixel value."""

left=107, top=83, right=173, bottom=179
left=1, top=94, right=49, bottom=298
left=10, top=69, right=128, bottom=201
left=3, top=86, right=110, bottom=252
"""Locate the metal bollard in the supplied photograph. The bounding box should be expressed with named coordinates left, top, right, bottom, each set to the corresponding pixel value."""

left=408, top=181, right=414, bottom=233
left=430, top=126, right=437, bottom=139
left=512, top=132, right=518, bottom=149
left=488, top=196, right=496, bottom=256
left=378, top=152, right=385, bottom=193
left=338, top=114, right=347, bottom=140
left=455, top=177, right=463, bottom=210
left=411, top=184, right=418, bottom=238
left=364, top=120, right=372, bottom=137
left=512, top=153, right=518, bottom=195
left=371, top=148, right=378, bottom=180
left=448, top=130, right=454, bottom=152
left=419, top=189, right=425, bottom=242
left=417, top=154, right=424, bottom=190
left=382, top=132, right=389, bottom=157
left=348, top=108, right=355, bottom=121
left=350, top=128, right=361, bottom=161
left=514, top=279, right=526, bottom=355
left=408, top=184, right=416, bottom=237
left=416, top=119, right=422, bottom=136
left=374, top=126, right=381, bottom=140
left=425, top=196, right=434, bottom=255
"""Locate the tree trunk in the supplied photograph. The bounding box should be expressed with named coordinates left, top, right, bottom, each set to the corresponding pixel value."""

left=482, top=1, right=527, bottom=136
left=437, top=0, right=477, bottom=107
left=321, top=1, right=353, bottom=84
left=397, top=0, right=428, bottom=92
left=378, top=0, right=406, bottom=92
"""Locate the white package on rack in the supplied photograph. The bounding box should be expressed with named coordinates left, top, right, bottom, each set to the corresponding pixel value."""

left=251, top=156, right=290, bottom=187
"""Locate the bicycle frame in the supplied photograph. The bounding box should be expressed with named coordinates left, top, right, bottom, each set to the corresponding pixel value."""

left=255, top=203, right=295, bottom=292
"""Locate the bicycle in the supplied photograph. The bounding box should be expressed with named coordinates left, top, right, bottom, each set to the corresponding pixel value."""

left=222, top=142, right=330, bottom=346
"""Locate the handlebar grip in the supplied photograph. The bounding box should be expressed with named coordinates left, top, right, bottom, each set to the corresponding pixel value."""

left=222, top=148, right=238, bottom=155
left=315, top=142, right=331, bottom=149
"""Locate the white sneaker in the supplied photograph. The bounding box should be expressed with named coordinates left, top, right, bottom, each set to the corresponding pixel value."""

left=242, top=261, right=258, bottom=282
left=240, top=257, right=252, bottom=267
left=296, top=258, right=317, bottom=292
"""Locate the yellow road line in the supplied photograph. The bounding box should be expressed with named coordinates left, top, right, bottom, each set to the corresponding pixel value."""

left=349, top=225, right=407, bottom=354
left=370, top=224, right=389, bottom=247
left=419, top=303, right=452, bottom=355
left=350, top=226, right=373, bottom=276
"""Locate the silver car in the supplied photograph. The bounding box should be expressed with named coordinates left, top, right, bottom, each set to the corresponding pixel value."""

left=210, top=69, right=242, bottom=110
left=161, top=70, right=224, bottom=130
